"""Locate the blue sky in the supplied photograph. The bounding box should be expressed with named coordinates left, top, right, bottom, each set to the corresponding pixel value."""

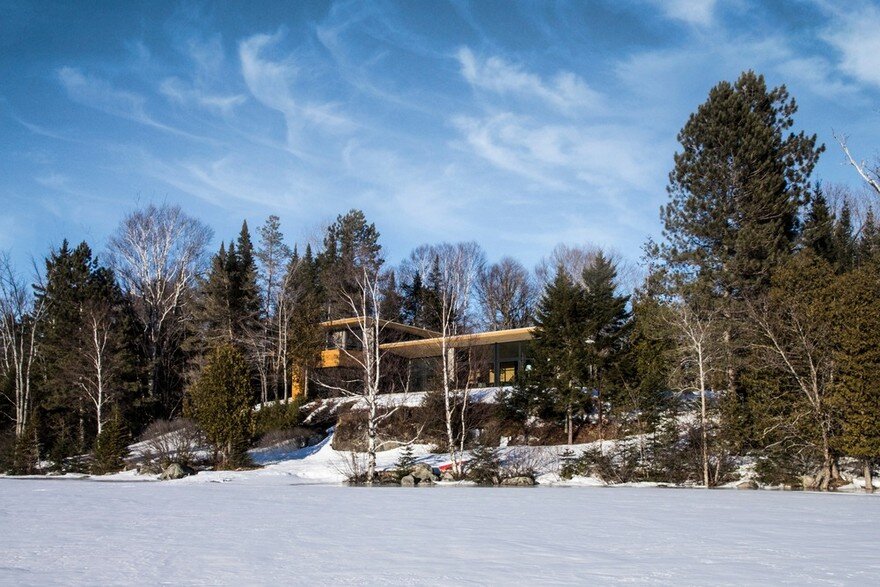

left=2, top=0, right=880, bottom=275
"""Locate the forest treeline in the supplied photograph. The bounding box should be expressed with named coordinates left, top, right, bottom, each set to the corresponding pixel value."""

left=2, top=71, right=880, bottom=490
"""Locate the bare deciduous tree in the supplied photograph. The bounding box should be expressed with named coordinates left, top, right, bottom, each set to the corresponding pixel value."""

left=108, top=204, right=211, bottom=410
left=664, top=297, right=719, bottom=488
left=476, top=257, right=536, bottom=330
left=0, top=254, right=43, bottom=437
left=424, top=242, right=484, bottom=476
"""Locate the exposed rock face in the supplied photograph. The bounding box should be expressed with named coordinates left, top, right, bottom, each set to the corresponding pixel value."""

left=159, top=463, right=196, bottom=480
left=737, top=480, right=759, bottom=490
left=400, top=475, right=416, bottom=487
left=500, top=476, right=535, bottom=486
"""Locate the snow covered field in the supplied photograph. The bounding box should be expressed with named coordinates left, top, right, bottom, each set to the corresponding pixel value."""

left=2, top=478, right=878, bottom=585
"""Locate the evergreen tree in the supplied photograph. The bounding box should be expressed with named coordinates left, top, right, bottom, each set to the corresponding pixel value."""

left=400, top=270, right=426, bottom=327
left=186, top=344, right=254, bottom=468
left=532, top=266, right=590, bottom=444
left=661, top=70, right=823, bottom=296
left=197, top=242, right=236, bottom=345
left=832, top=264, right=880, bottom=492
left=833, top=201, right=856, bottom=273
left=317, top=210, right=383, bottom=319
left=234, top=220, right=261, bottom=326
left=858, top=208, right=880, bottom=265
left=659, top=71, right=823, bottom=448
left=91, top=409, right=129, bottom=475
left=581, top=253, right=631, bottom=425
left=801, top=189, right=836, bottom=265
left=394, top=444, right=418, bottom=480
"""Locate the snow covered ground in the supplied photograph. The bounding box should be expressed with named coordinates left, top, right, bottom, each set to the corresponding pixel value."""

left=2, top=479, right=879, bottom=585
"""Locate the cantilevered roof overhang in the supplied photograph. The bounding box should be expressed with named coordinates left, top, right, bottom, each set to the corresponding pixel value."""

left=319, top=317, right=441, bottom=340
left=379, top=327, right=535, bottom=359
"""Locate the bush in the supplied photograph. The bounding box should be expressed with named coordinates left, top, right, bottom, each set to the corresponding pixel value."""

left=499, top=447, right=553, bottom=481
left=254, top=427, right=320, bottom=450
left=138, top=418, right=204, bottom=469
left=254, top=399, right=303, bottom=438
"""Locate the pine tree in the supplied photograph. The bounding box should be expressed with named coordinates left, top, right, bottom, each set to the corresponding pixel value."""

left=186, top=344, right=254, bottom=469
left=197, top=242, right=236, bottom=345
left=832, top=263, right=880, bottom=493
left=661, top=71, right=823, bottom=296
left=659, top=71, right=823, bottom=449
left=532, top=266, right=590, bottom=444
left=317, top=210, right=383, bottom=319
left=35, top=240, right=136, bottom=460
left=466, top=442, right=500, bottom=485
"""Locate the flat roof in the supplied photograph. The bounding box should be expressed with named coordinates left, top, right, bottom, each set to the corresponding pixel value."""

left=380, top=327, right=535, bottom=359
left=319, top=317, right=441, bottom=340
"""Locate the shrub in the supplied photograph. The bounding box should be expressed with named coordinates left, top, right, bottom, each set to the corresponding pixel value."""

left=499, top=447, right=553, bottom=481
left=138, top=418, right=204, bottom=469
left=254, top=399, right=303, bottom=438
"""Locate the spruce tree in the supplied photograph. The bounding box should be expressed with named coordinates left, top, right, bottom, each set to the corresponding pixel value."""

left=532, top=266, right=590, bottom=444
left=581, top=253, right=631, bottom=426
left=91, top=410, right=129, bottom=475
left=833, top=201, right=856, bottom=273
left=801, top=189, right=836, bottom=265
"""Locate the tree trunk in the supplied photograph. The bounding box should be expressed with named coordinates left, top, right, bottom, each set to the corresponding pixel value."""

left=865, top=460, right=874, bottom=494
left=566, top=404, right=573, bottom=445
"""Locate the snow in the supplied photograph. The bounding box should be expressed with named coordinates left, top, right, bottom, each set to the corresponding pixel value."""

left=302, top=387, right=506, bottom=423
left=2, top=479, right=879, bottom=585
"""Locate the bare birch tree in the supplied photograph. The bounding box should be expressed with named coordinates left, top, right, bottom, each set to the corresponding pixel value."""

left=74, top=301, right=121, bottom=436
left=108, top=204, right=211, bottom=410
left=664, top=297, right=719, bottom=488
left=422, top=242, right=484, bottom=476
left=0, top=254, right=43, bottom=437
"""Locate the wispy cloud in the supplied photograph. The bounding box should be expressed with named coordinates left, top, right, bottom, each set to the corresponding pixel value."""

left=238, top=29, right=356, bottom=153
left=159, top=77, right=246, bottom=115
left=456, top=47, right=603, bottom=115
left=644, top=0, right=718, bottom=27
left=820, top=2, right=880, bottom=89
left=56, top=67, right=208, bottom=142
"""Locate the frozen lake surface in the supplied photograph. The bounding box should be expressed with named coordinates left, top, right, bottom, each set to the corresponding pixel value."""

left=1, top=479, right=878, bottom=585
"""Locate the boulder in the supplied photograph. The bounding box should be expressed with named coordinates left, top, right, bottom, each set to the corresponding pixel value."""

left=400, top=474, right=416, bottom=487
left=441, top=470, right=456, bottom=482
left=411, top=463, right=439, bottom=482
left=501, top=476, right=535, bottom=486
left=736, top=480, right=759, bottom=490
left=159, top=463, right=195, bottom=480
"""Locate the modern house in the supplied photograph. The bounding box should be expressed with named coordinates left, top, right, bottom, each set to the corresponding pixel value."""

left=292, top=318, right=535, bottom=399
